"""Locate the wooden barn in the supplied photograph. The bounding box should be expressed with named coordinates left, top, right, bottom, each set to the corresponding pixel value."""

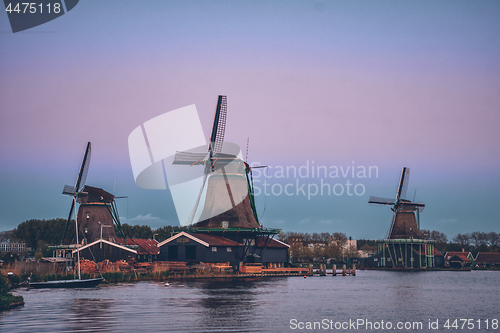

left=158, top=232, right=289, bottom=268
left=474, top=252, right=500, bottom=268
left=158, top=232, right=241, bottom=264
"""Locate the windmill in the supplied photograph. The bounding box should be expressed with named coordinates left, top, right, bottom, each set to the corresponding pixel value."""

left=172, top=95, right=260, bottom=229
left=165, top=96, right=281, bottom=266
left=61, top=142, right=125, bottom=245
left=368, top=167, right=425, bottom=239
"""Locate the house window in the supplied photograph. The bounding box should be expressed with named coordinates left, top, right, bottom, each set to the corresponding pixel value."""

left=222, top=221, right=228, bottom=229
left=227, top=247, right=232, bottom=252
left=212, top=247, right=217, bottom=252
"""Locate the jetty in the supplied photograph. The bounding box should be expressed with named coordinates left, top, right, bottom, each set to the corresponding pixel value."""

left=309, top=264, right=356, bottom=276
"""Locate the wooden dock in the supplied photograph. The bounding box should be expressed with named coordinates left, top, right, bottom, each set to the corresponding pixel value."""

left=239, top=264, right=356, bottom=277
left=310, top=264, right=356, bottom=276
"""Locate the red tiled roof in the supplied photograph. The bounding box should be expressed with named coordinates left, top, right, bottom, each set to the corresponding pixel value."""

left=414, top=247, right=443, bottom=256
left=475, top=252, right=500, bottom=263
left=188, top=233, right=241, bottom=247
left=445, top=252, right=471, bottom=262
left=117, top=238, right=159, bottom=255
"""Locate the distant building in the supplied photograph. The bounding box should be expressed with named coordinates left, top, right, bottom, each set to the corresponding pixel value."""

left=0, top=242, right=26, bottom=253
left=444, top=251, right=474, bottom=268
left=474, top=252, right=500, bottom=268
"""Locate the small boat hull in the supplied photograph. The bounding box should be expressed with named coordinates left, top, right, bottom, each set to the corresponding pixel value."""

left=29, top=278, right=103, bottom=289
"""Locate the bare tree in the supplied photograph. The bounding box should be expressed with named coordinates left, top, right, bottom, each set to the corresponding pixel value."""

left=471, top=231, right=489, bottom=248
left=452, top=233, right=471, bottom=248
left=486, top=232, right=500, bottom=248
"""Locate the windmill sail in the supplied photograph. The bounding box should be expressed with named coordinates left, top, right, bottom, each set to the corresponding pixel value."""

left=186, top=96, right=230, bottom=225
left=128, top=97, right=257, bottom=228
left=175, top=95, right=258, bottom=228
left=368, top=196, right=395, bottom=205
left=172, top=151, right=208, bottom=165
left=369, top=167, right=425, bottom=240
left=396, top=167, right=409, bottom=200
left=210, top=95, right=227, bottom=156
left=61, top=142, right=91, bottom=244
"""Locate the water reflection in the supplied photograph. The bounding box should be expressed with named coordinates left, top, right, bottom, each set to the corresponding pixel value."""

left=2, top=272, right=499, bottom=333
left=199, top=279, right=261, bottom=332
left=70, top=298, right=116, bottom=332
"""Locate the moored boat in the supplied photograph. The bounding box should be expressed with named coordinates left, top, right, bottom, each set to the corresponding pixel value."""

left=29, top=277, right=103, bottom=289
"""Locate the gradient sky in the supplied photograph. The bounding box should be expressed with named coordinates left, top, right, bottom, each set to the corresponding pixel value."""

left=1, top=0, right=499, bottom=240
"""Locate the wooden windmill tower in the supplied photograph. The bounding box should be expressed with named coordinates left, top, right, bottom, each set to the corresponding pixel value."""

left=61, top=142, right=125, bottom=245
left=368, top=167, right=425, bottom=239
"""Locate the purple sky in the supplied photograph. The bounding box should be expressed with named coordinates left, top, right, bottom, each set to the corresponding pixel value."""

left=1, top=1, right=499, bottom=239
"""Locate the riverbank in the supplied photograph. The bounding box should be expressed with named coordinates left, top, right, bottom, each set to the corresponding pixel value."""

left=0, top=293, right=24, bottom=310
left=14, top=269, right=309, bottom=285
left=5, top=262, right=498, bottom=287
left=361, top=267, right=473, bottom=271
left=0, top=274, right=24, bottom=311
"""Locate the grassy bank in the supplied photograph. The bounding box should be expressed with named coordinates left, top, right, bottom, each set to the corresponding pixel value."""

left=0, top=274, right=24, bottom=311
left=0, top=293, right=24, bottom=310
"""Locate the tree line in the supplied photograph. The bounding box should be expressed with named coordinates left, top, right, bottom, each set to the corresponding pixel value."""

left=0, top=218, right=182, bottom=253
left=277, top=230, right=500, bottom=263
left=2, top=219, right=498, bottom=259
left=277, top=231, right=355, bottom=262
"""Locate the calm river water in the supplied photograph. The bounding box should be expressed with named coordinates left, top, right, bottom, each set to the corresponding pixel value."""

left=1, top=270, right=499, bottom=332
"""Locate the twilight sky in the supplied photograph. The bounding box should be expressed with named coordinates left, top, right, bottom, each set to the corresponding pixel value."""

left=1, top=0, right=499, bottom=240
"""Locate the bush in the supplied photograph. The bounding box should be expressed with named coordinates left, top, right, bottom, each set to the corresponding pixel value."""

left=34, top=252, right=43, bottom=261
left=0, top=274, right=9, bottom=294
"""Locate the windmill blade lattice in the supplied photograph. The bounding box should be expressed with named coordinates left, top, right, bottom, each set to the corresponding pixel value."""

left=185, top=95, right=228, bottom=225
left=368, top=196, right=395, bottom=205
left=396, top=167, right=410, bottom=200
left=61, top=142, right=91, bottom=244
left=172, top=151, right=208, bottom=165
left=210, top=95, right=227, bottom=155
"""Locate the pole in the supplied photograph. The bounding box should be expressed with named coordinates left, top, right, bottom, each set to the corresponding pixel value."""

left=99, top=222, right=103, bottom=249
left=74, top=197, right=81, bottom=280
